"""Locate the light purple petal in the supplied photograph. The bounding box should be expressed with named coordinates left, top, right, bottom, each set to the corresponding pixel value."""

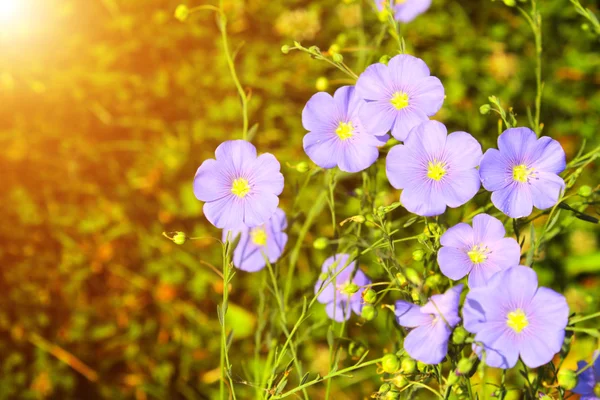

left=438, top=247, right=473, bottom=281
left=574, top=360, right=596, bottom=395
left=407, top=76, right=444, bottom=116
left=302, top=92, right=337, bottom=132
left=203, top=195, right=244, bottom=229
left=390, top=107, right=429, bottom=141
left=359, top=100, right=396, bottom=137
left=527, top=287, right=569, bottom=335
left=404, top=120, right=447, bottom=157
left=303, top=131, right=341, bottom=169
left=463, top=288, right=506, bottom=333
left=497, top=128, right=538, bottom=163
left=404, top=322, right=451, bottom=364
left=440, top=223, right=474, bottom=248
left=387, top=54, right=431, bottom=86
left=356, top=63, right=392, bottom=101
left=338, top=139, right=380, bottom=173
left=474, top=326, right=519, bottom=369
left=442, top=168, right=481, bottom=208
left=250, top=153, right=284, bottom=196
left=472, top=213, right=506, bottom=243
left=491, top=183, right=533, bottom=219
left=445, top=131, right=483, bottom=170
left=393, top=0, right=432, bottom=23
left=421, top=284, right=463, bottom=327
left=326, top=301, right=352, bottom=322
left=530, top=172, right=564, bottom=210
left=215, top=140, right=257, bottom=175
left=400, top=181, right=447, bottom=216
left=385, top=144, right=421, bottom=189
left=486, top=238, right=521, bottom=271
left=494, top=266, right=538, bottom=309
left=518, top=329, right=564, bottom=368
left=193, top=159, right=229, bottom=202
left=468, top=263, right=503, bottom=288
left=480, top=148, right=512, bottom=192
left=244, top=193, right=279, bottom=228
left=332, top=85, right=356, bottom=119
left=395, top=301, right=432, bottom=327
left=530, top=136, right=567, bottom=174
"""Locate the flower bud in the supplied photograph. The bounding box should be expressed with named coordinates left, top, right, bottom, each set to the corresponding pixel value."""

left=378, top=383, right=391, bottom=393
left=281, top=44, right=291, bottom=54
left=341, top=282, right=360, bottom=296
left=410, top=288, right=420, bottom=302
left=313, top=237, right=329, bottom=250
left=401, top=358, right=417, bottom=374
left=479, top=104, right=491, bottom=114
left=447, top=370, right=459, bottom=385
left=452, top=326, right=468, bottom=345
left=328, top=44, right=341, bottom=54
left=391, top=374, right=408, bottom=389
left=417, top=361, right=427, bottom=372
left=557, top=369, right=577, bottom=390
left=295, top=162, right=309, bottom=173
left=382, top=354, right=401, bottom=374
left=385, top=391, right=400, bottom=400
left=174, top=4, right=189, bottom=22
left=395, top=273, right=407, bottom=287
left=578, top=185, right=593, bottom=197
left=362, top=288, right=377, bottom=304
left=456, top=358, right=473, bottom=375
left=379, top=55, right=391, bottom=65
left=308, top=45, right=320, bottom=54
left=502, top=0, right=516, bottom=6
left=348, top=341, right=367, bottom=358
left=425, top=274, right=442, bottom=288
left=582, top=23, right=590, bottom=31
left=333, top=53, right=344, bottom=63
left=361, top=304, right=377, bottom=321
left=405, top=268, right=421, bottom=285
left=315, top=77, right=329, bottom=91
left=173, top=231, right=187, bottom=245
left=412, top=249, right=424, bottom=261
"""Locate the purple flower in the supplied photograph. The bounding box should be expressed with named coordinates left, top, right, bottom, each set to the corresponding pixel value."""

left=438, top=213, right=521, bottom=288
left=479, top=127, right=566, bottom=219
left=573, top=351, right=600, bottom=400
left=375, top=0, right=432, bottom=23
left=462, top=266, right=569, bottom=369
left=355, top=54, right=444, bottom=141
left=395, top=285, right=463, bottom=364
left=315, top=254, right=371, bottom=322
left=302, top=86, right=388, bottom=173
left=222, top=208, right=288, bottom=272
left=193, top=140, right=284, bottom=229
left=386, top=120, right=482, bottom=216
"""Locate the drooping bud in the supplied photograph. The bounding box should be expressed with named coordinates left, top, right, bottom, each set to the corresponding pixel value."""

left=362, top=288, right=377, bottom=304
left=578, top=185, right=593, bottom=197
left=412, top=249, right=424, bottom=261
left=452, top=326, right=468, bottom=345
left=281, top=45, right=291, bottom=54
left=361, top=304, right=377, bottom=321
left=456, top=358, right=473, bottom=375
left=173, top=231, right=187, bottom=245
left=479, top=104, right=491, bottom=114
left=401, top=358, right=417, bottom=374
left=174, top=5, right=190, bottom=22
left=382, top=354, right=401, bottom=374
left=313, top=237, right=329, bottom=250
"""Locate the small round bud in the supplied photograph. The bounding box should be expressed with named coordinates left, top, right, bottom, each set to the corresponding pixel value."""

left=502, top=0, right=516, bottom=6
left=578, top=185, right=593, bottom=197
left=452, top=326, right=468, bottom=345
left=295, top=162, right=309, bottom=173
left=447, top=370, right=459, bottom=385
left=401, top=358, right=417, bottom=374
left=379, top=55, right=390, bottom=65
left=405, top=268, right=421, bottom=285
left=378, top=383, right=391, bottom=393
left=328, top=44, right=341, bottom=54
left=396, top=273, right=407, bottom=286
left=348, top=341, right=367, bottom=358
left=281, top=45, right=291, bottom=54
left=174, top=5, right=190, bottom=22
left=315, top=77, right=329, bottom=91
left=594, top=382, right=600, bottom=397
left=479, top=104, right=491, bottom=114
left=382, top=354, right=401, bottom=374
left=362, top=288, right=377, bottom=304
left=361, top=304, right=377, bottom=321
left=456, top=358, right=473, bottom=375
left=308, top=45, right=320, bottom=54
left=412, top=249, right=424, bottom=261
left=332, top=53, right=344, bottom=63
left=557, top=369, right=577, bottom=390
left=173, top=231, right=187, bottom=245
left=416, top=361, right=427, bottom=372
left=384, top=390, right=400, bottom=400
left=391, top=374, right=408, bottom=389
left=313, top=237, right=329, bottom=250
left=425, top=274, right=442, bottom=288
left=582, top=23, right=590, bottom=31
left=410, top=288, right=420, bottom=302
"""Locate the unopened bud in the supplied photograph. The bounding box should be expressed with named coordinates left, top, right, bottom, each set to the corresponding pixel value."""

left=412, top=249, right=424, bottom=261
left=315, top=77, right=329, bottom=91
left=578, top=185, right=593, bottom=197
left=362, top=288, right=377, bottom=303
left=308, top=45, right=320, bottom=54
left=447, top=370, right=459, bottom=385
left=174, top=5, right=189, bottom=22
left=378, top=383, right=391, bottom=393
left=452, top=326, right=468, bottom=345
left=391, top=374, right=408, bottom=389
left=594, top=382, right=600, bottom=397
left=457, top=358, right=473, bottom=375
left=281, top=44, right=291, bottom=54
left=361, top=304, right=377, bottom=321
left=173, top=231, right=187, bottom=245
left=401, top=358, right=417, bottom=374
left=382, top=354, right=401, bottom=374
left=341, top=282, right=359, bottom=296
left=313, top=237, right=329, bottom=250
left=557, top=369, right=577, bottom=390
left=425, top=274, right=443, bottom=288
left=503, top=0, right=516, bottom=6
left=396, top=273, right=407, bottom=286
left=480, top=104, right=491, bottom=114
left=410, top=288, right=420, bottom=302
left=348, top=341, right=367, bottom=358
left=328, top=44, right=341, bottom=54
left=405, top=268, right=421, bottom=285
left=295, top=162, right=309, bottom=173
left=332, top=53, right=344, bottom=63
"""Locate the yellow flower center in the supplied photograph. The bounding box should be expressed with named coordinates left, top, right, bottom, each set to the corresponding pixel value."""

left=231, top=178, right=250, bottom=198
left=506, top=309, right=529, bottom=333
left=250, top=227, right=267, bottom=246
left=390, top=91, right=409, bottom=110
left=467, top=245, right=488, bottom=264
left=395, top=0, right=408, bottom=4
left=335, top=121, right=354, bottom=140
left=513, top=164, right=533, bottom=183
left=427, top=160, right=447, bottom=181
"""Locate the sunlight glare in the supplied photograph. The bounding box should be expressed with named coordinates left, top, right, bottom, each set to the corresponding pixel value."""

left=0, top=0, right=21, bottom=24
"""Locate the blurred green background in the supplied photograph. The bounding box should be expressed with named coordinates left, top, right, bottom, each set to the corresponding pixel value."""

left=0, top=0, right=598, bottom=398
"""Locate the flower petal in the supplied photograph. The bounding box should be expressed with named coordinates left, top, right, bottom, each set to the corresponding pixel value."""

left=408, top=76, right=445, bottom=116
left=395, top=301, right=432, bottom=327
left=356, top=63, right=392, bottom=101
left=215, top=140, right=257, bottom=175
left=573, top=360, right=596, bottom=395
left=468, top=263, right=503, bottom=288
left=387, top=54, right=431, bottom=86
left=203, top=195, right=244, bottom=229
left=440, top=222, right=474, bottom=248
left=442, top=168, right=481, bottom=208
left=359, top=100, right=397, bottom=137
left=338, top=140, right=380, bottom=173
left=421, top=284, right=463, bottom=327
left=393, top=0, right=432, bottom=23
left=244, top=193, right=279, bottom=227
left=519, top=329, right=564, bottom=368
left=250, top=153, right=284, bottom=196
left=497, top=127, right=537, bottom=163
left=193, top=159, right=230, bottom=202
left=326, top=301, right=352, bottom=322
left=472, top=213, right=506, bottom=243
left=493, top=266, right=539, bottom=309
left=438, top=247, right=473, bottom=281
left=486, top=237, right=521, bottom=271
left=445, top=131, right=483, bottom=170
left=400, top=181, right=447, bottom=216
left=480, top=148, right=512, bottom=192
left=474, top=326, right=519, bottom=369
left=529, top=172, right=565, bottom=210
left=530, top=136, right=566, bottom=174
left=404, top=322, right=451, bottom=364
left=303, top=131, right=341, bottom=169
left=385, top=144, right=422, bottom=189
left=302, top=92, right=337, bottom=132
left=491, top=183, right=533, bottom=218
left=390, top=106, right=429, bottom=141
left=404, top=120, right=447, bottom=158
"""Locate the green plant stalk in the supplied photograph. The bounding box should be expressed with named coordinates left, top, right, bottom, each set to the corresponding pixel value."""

left=220, top=238, right=237, bottom=400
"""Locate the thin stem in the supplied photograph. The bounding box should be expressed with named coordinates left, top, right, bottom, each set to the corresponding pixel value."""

left=570, top=311, right=600, bottom=324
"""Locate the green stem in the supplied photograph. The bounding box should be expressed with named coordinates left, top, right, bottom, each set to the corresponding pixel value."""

left=570, top=311, right=600, bottom=324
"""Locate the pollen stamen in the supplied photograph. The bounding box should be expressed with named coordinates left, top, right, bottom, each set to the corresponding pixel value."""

left=250, top=227, right=267, bottom=246
left=335, top=121, right=354, bottom=140
left=427, top=160, right=447, bottom=181
left=231, top=178, right=251, bottom=198
left=467, top=245, right=488, bottom=264
left=390, top=91, right=409, bottom=110
left=513, top=164, right=534, bottom=183
left=506, top=309, right=529, bottom=333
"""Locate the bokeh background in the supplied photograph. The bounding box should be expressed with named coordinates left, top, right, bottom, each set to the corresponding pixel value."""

left=0, top=0, right=599, bottom=398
